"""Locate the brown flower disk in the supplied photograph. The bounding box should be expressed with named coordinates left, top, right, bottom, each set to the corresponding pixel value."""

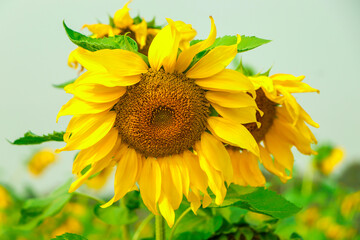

left=114, top=68, right=210, bottom=158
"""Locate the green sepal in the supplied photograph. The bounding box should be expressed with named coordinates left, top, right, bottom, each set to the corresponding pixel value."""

left=93, top=203, right=138, bottom=225
left=17, top=180, right=73, bottom=230
left=53, top=78, right=76, bottom=89
left=209, top=185, right=301, bottom=219
left=235, top=58, right=256, bottom=76
left=190, top=35, right=271, bottom=53
left=11, top=131, right=65, bottom=145
left=63, top=21, right=138, bottom=52
left=108, top=15, right=115, bottom=28
left=52, top=233, right=88, bottom=240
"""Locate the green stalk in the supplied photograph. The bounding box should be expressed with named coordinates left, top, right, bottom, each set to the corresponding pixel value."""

left=155, top=214, right=166, bottom=240
left=169, top=207, right=192, bottom=240
left=132, top=214, right=154, bottom=240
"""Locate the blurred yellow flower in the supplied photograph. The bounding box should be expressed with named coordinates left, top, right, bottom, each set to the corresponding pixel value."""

left=319, top=147, right=345, bottom=175
left=341, top=190, right=360, bottom=218
left=228, top=74, right=319, bottom=186
left=0, top=185, right=11, bottom=209
left=51, top=217, right=83, bottom=238
left=28, top=149, right=57, bottom=176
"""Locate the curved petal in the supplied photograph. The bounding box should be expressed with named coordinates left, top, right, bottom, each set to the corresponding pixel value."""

left=102, top=147, right=140, bottom=208
left=259, top=145, right=290, bottom=183
left=206, top=91, right=257, bottom=108
left=195, top=69, right=255, bottom=93
left=233, top=150, right=265, bottom=187
left=174, top=20, right=197, bottom=50
left=186, top=35, right=240, bottom=79
left=56, top=112, right=116, bottom=152
left=138, top=157, right=162, bottom=214
left=65, top=83, right=125, bottom=103
left=158, top=197, right=175, bottom=227
left=74, top=71, right=141, bottom=87
left=72, top=128, right=118, bottom=174
left=113, top=0, right=133, bottom=29
left=175, top=17, right=216, bottom=72
left=130, top=19, right=148, bottom=49
left=71, top=48, right=148, bottom=76
left=199, top=132, right=233, bottom=182
left=264, top=128, right=294, bottom=174
left=82, top=24, right=117, bottom=38
left=207, top=116, right=259, bottom=156
left=195, top=141, right=226, bottom=205
left=211, top=104, right=259, bottom=125
left=227, top=149, right=247, bottom=186
left=56, top=97, right=117, bottom=122
left=148, top=19, right=180, bottom=73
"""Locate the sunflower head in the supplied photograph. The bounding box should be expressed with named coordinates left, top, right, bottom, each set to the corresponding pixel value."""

left=57, top=16, right=266, bottom=227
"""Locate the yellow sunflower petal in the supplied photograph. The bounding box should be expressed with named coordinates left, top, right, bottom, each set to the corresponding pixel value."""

left=271, top=74, right=305, bottom=82
left=276, top=86, right=300, bottom=123
left=227, top=149, right=247, bottom=186
left=82, top=24, right=116, bottom=38
left=158, top=156, right=183, bottom=210
left=56, top=97, right=117, bottom=122
left=175, top=16, right=216, bottom=72
left=72, top=128, right=118, bottom=174
left=182, top=151, right=208, bottom=196
left=73, top=71, right=141, bottom=87
left=148, top=19, right=180, bottom=73
left=138, top=157, right=162, bottom=214
left=249, top=76, right=274, bottom=92
left=174, top=20, right=197, bottom=50
left=186, top=35, right=240, bottom=79
left=130, top=19, right=148, bottom=49
left=113, top=0, right=134, bottom=29
left=207, top=116, right=259, bottom=156
left=69, top=155, right=114, bottom=193
left=196, top=141, right=226, bottom=205
left=199, top=132, right=233, bottom=182
left=71, top=48, right=148, bottom=76
left=236, top=151, right=265, bottom=187
left=273, top=79, right=319, bottom=93
left=264, top=129, right=294, bottom=174
left=56, top=112, right=116, bottom=152
left=102, top=147, right=140, bottom=208
left=259, top=145, right=290, bottom=183
left=211, top=104, right=259, bottom=124
left=65, top=83, right=125, bottom=103
left=299, top=105, right=319, bottom=128
left=158, top=197, right=175, bottom=227
left=195, top=69, right=254, bottom=93
left=206, top=91, right=257, bottom=108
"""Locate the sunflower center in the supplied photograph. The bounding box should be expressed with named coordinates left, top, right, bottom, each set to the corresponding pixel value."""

left=114, top=68, right=210, bottom=158
left=244, top=88, right=276, bottom=142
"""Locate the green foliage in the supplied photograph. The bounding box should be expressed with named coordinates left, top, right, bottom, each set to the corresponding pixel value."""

left=190, top=35, right=271, bottom=53
left=52, top=233, right=88, bottom=240
left=18, top=180, right=73, bottom=230
left=290, top=232, right=304, bottom=240
left=53, top=79, right=76, bottom=89
left=11, top=131, right=64, bottom=145
left=209, top=185, right=301, bottom=219
left=93, top=203, right=138, bottom=225
left=313, top=144, right=334, bottom=163
left=172, top=209, right=223, bottom=240
left=63, top=21, right=138, bottom=52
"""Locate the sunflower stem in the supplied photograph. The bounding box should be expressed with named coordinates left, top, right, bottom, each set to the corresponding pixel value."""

left=132, top=214, right=154, bottom=240
left=169, top=207, right=191, bottom=240
left=155, top=214, right=166, bottom=240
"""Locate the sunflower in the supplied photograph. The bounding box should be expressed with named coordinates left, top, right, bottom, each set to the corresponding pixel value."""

left=28, top=148, right=57, bottom=176
left=68, top=0, right=196, bottom=70
left=227, top=73, right=319, bottom=185
left=56, top=17, right=260, bottom=227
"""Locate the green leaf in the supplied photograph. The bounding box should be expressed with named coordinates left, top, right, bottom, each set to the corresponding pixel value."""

left=209, top=185, right=301, bottom=219
left=11, top=131, right=64, bottom=145
left=190, top=35, right=271, bottom=53
left=63, top=21, right=138, bottom=52
left=52, top=233, right=88, bottom=240
left=18, top=180, right=73, bottom=230
left=53, top=79, right=76, bottom=89
left=235, top=58, right=256, bottom=76
left=172, top=210, right=223, bottom=240
left=93, top=204, right=138, bottom=225
left=290, top=232, right=304, bottom=240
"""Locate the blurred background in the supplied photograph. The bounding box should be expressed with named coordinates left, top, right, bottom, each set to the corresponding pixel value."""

left=0, top=0, right=359, bottom=196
